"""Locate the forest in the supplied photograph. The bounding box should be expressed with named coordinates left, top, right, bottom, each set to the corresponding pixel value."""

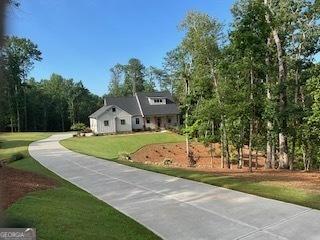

left=1, top=0, right=319, bottom=171
left=107, top=0, right=320, bottom=171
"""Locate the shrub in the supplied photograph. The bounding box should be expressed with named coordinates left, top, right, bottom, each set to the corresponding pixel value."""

left=10, top=152, right=25, bottom=162
left=83, top=127, right=92, bottom=133
left=119, top=152, right=131, bottom=161
left=163, top=158, right=173, bottom=166
left=71, top=123, right=87, bottom=136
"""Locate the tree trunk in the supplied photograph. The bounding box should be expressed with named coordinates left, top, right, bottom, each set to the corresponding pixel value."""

left=255, top=150, right=258, bottom=170
left=264, top=0, right=273, bottom=169
left=225, top=136, right=230, bottom=169
left=210, top=142, right=214, bottom=168
left=10, top=116, right=13, bottom=133
left=272, top=28, right=289, bottom=169
left=291, top=43, right=302, bottom=171
left=24, top=87, right=27, bottom=131
left=290, top=135, right=295, bottom=171
left=220, top=122, right=224, bottom=168
left=249, top=121, right=253, bottom=172
left=248, top=67, right=254, bottom=172
left=237, top=147, right=243, bottom=169
left=223, top=122, right=230, bottom=169
left=184, top=75, right=192, bottom=166
left=15, top=85, right=21, bottom=132
left=271, top=143, right=276, bottom=168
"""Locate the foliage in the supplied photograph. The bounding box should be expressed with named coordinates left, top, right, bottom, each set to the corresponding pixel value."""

left=9, top=152, right=24, bottom=162
left=70, top=122, right=87, bottom=136
left=107, top=58, right=158, bottom=96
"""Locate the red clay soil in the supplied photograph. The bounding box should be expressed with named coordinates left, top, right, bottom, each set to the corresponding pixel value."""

left=0, top=167, right=57, bottom=210
left=132, top=142, right=320, bottom=192
left=132, top=142, right=264, bottom=170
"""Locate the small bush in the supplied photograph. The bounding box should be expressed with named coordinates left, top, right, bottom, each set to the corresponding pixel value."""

left=71, top=123, right=87, bottom=136
left=163, top=158, right=173, bottom=166
left=10, top=152, right=25, bottom=162
left=83, top=127, right=92, bottom=133
left=119, top=152, right=131, bottom=161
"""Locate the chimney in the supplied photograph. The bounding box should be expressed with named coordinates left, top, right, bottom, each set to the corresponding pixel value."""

left=104, top=98, right=107, bottom=106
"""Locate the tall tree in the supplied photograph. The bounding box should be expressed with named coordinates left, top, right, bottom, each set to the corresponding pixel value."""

left=123, top=58, right=145, bottom=95
left=0, top=36, right=42, bottom=132
left=108, top=64, right=124, bottom=96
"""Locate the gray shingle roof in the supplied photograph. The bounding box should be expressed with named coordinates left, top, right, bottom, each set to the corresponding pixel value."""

left=136, top=92, right=180, bottom=116
left=89, top=92, right=180, bottom=119
left=105, top=96, right=141, bottom=115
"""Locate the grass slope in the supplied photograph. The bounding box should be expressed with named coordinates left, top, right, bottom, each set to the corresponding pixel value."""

left=62, top=132, right=320, bottom=210
left=61, top=132, right=185, bottom=159
left=0, top=133, right=160, bottom=240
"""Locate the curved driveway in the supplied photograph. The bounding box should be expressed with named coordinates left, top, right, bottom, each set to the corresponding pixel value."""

left=29, top=133, right=320, bottom=240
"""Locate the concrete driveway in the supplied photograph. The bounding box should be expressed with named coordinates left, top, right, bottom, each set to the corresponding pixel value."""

left=29, top=133, right=320, bottom=240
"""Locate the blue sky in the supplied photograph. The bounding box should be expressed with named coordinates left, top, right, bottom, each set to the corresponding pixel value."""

left=7, top=0, right=235, bottom=96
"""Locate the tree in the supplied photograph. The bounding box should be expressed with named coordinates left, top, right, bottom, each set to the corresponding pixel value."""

left=108, top=64, right=124, bottom=96
left=230, top=0, right=270, bottom=171
left=0, top=36, right=42, bottom=132
left=123, top=58, right=145, bottom=95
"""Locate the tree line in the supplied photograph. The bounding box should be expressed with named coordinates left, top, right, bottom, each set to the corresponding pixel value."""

left=108, top=0, right=320, bottom=171
left=0, top=36, right=102, bottom=132
left=107, top=58, right=172, bottom=96
left=164, top=0, right=319, bottom=171
left=1, top=0, right=319, bottom=172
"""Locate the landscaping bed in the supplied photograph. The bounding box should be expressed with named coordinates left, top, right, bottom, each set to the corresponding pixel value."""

left=132, top=142, right=320, bottom=193
left=0, top=166, right=56, bottom=209
left=132, top=142, right=264, bottom=170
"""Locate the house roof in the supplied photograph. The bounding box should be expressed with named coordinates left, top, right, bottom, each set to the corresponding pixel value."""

left=89, top=92, right=180, bottom=119
left=89, top=105, right=112, bottom=118
left=105, top=96, right=141, bottom=115
left=136, top=92, right=180, bottom=116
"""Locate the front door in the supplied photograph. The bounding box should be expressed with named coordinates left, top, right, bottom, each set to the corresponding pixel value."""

left=157, top=117, right=161, bottom=128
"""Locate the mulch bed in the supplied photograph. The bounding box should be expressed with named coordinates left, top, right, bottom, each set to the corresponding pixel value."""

left=0, top=166, right=57, bottom=210
left=132, top=142, right=320, bottom=192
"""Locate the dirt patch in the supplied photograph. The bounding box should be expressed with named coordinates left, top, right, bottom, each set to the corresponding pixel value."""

left=132, top=142, right=320, bottom=192
left=0, top=167, right=57, bottom=210
left=132, top=142, right=263, bottom=170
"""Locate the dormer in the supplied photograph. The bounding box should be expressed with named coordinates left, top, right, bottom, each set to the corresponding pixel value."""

left=148, top=97, right=167, bottom=105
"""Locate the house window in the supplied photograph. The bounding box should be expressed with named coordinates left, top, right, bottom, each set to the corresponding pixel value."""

left=146, top=117, right=150, bottom=124
left=167, top=117, right=171, bottom=124
left=112, top=107, right=116, bottom=112
left=136, top=118, right=140, bottom=125
left=120, top=119, right=125, bottom=125
left=104, top=120, right=109, bottom=126
left=159, top=99, right=163, bottom=103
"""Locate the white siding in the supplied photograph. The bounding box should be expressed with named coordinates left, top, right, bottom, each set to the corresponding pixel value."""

left=115, top=115, right=132, bottom=132
left=92, top=106, right=134, bottom=133
left=132, top=116, right=144, bottom=130
left=147, top=97, right=167, bottom=105
left=90, top=118, right=98, bottom=133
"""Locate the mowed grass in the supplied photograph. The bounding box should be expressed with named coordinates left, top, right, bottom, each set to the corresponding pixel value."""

left=62, top=132, right=320, bottom=210
left=61, top=132, right=185, bottom=159
left=0, top=133, right=160, bottom=240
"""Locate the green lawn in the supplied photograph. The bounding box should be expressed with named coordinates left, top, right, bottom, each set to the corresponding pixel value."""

left=0, top=132, right=160, bottom=240
left=61, top=132, right=185, bottom=159
left=62, top=132, right=320, bottom=210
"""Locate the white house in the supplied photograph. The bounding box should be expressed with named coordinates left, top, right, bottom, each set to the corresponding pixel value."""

left=89, top=92, right=180, bottom=134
